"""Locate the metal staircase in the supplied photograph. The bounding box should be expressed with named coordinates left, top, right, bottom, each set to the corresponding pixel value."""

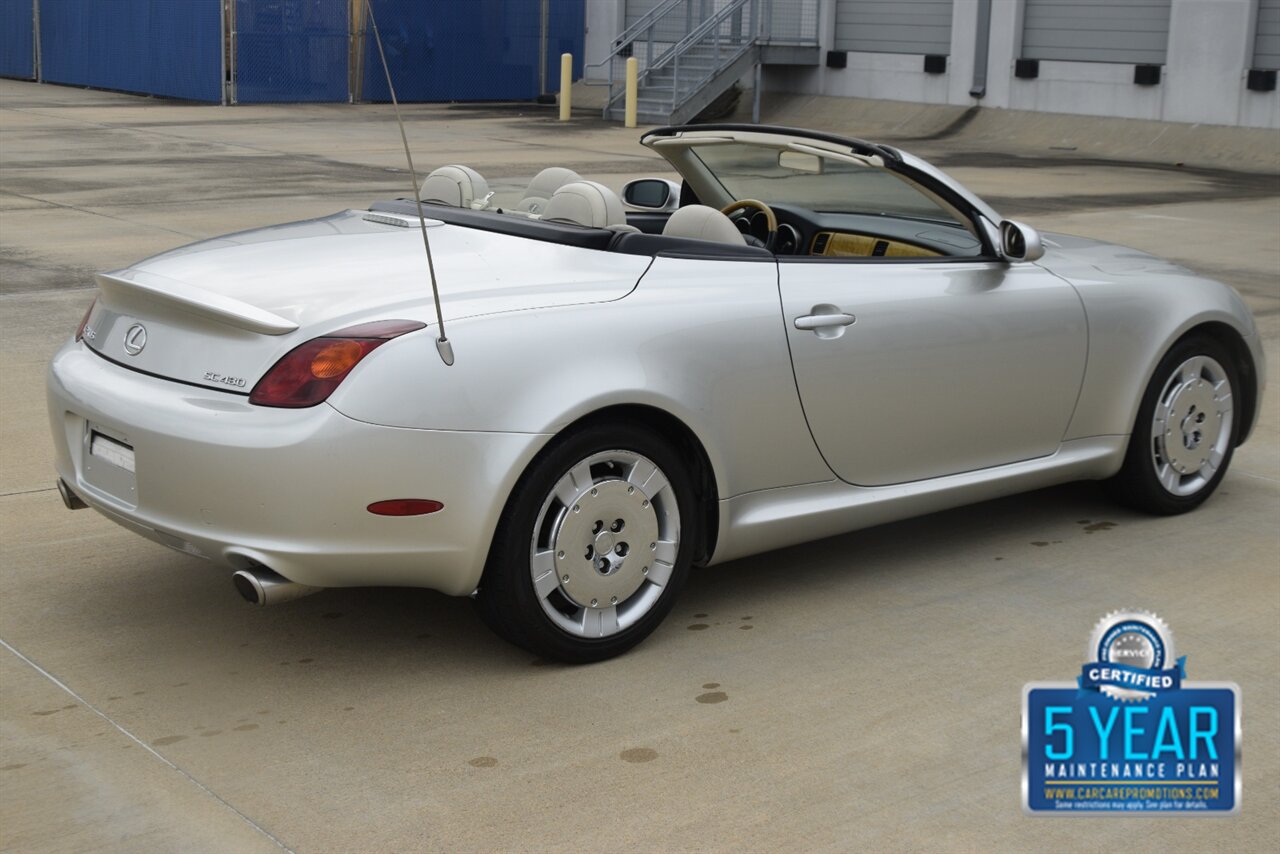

left=590, top=0, right=821, bottom=126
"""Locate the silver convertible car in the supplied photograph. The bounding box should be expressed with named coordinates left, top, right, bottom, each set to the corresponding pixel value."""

left=48, top=125, right=1264, bottom=662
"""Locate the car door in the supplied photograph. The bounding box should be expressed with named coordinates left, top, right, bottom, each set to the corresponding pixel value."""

left=778, top=257, right=1087, bottom=486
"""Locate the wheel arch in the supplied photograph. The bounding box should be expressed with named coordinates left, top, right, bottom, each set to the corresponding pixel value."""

left=1164, top=321, right=1259, bottom=447
left=489, top=403, right=721, bottom=571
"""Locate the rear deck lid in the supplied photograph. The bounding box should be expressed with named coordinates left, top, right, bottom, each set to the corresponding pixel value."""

left=82, top=209, right=649, bottom=392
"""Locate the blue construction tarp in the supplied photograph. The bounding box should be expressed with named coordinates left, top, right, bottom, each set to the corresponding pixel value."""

left=360, top=0, right=584, bottom=102
left=38, top=0, right=222, bottom=101
left=234, top=0, right=349, bottom=103
left=0, top=0, right=35, bottom=79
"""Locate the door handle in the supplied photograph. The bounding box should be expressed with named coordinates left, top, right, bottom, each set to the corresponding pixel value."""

left=794, top=311, right=856, bottom=331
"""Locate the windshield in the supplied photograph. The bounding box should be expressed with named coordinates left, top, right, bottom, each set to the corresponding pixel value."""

left=691, top=143, right=966, bottom=226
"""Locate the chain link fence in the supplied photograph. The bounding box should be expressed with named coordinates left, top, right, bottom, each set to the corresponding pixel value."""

left=232, top=0, right=350, bottom=103
left=28, top=0, right=222, bottom=101
left=356, top=0, right=582, bottom=103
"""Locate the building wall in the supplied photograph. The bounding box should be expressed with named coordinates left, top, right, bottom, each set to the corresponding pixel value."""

left=774, top=0, right=1280, bottom=129
left=583, top=0, right=1280, bottom=127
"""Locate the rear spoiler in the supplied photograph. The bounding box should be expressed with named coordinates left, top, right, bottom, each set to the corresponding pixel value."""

left=95, top=270, right=298, bottom=335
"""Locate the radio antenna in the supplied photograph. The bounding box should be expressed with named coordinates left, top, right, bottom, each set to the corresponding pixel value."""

left=365, top=0, right=454, bottom=366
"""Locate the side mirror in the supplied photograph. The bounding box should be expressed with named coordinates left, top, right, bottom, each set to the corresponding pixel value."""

left=622, top=178, right=681, bottom=212
left=1000, top=219, right=1044, bottom=262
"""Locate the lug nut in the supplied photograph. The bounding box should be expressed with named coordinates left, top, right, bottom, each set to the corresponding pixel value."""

left=557, top=550, right=564, bottom=559
left=562, top=574, right=569, bottom=582
left=610, top=596, right=617, bottom=604
left=590, top=598, right=598, bottom=607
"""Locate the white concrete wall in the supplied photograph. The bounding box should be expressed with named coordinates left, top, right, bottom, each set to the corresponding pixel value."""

left=583, top=0, right=1280, bottom=127
left=583, top=0, right=627, bottom=81
left=773, top=0, right=1280, bottom=128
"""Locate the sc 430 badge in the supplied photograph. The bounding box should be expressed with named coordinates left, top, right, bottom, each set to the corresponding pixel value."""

left=1022, top=610, right=1240, bottom=815
left=203, top=371, right=247, bottom=389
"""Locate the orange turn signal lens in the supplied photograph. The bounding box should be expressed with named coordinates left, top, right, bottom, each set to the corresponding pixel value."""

left=310, top=340, right=363, bottom=379
left=249, top=319, right=426, bottom=408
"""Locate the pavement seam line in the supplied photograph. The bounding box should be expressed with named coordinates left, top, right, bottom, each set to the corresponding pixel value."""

left=0, top=190, right=203, bottom=240
left=0, top=637, right=294, bottom=854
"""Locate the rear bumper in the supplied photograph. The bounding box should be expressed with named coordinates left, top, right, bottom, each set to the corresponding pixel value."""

left=47, top=342, right=548, bottom=595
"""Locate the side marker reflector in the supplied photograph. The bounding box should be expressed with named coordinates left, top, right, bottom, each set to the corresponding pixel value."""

left=367, top=499, right=444, bottom=516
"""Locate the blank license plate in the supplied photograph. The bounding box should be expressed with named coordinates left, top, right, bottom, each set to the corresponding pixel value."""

left=90, top=431, right=135, bottom=473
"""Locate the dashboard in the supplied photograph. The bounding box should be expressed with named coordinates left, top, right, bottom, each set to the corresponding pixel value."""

left=728, top=202, right=986, bottom=259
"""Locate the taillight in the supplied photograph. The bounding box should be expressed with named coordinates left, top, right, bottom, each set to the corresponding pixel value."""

left=75, top=299, right=97, bottom=342
left=249, top=319, right=425, bottom=408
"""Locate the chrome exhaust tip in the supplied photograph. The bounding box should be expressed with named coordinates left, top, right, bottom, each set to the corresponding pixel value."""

left=57, top=479, right=88, bottom=510
left=232, top=566, right=321, bottom=606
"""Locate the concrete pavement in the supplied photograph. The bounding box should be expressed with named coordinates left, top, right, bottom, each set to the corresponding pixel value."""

left=1, top=79, right=1277, bottom=852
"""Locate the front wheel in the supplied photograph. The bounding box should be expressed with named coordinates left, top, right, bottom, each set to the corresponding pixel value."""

left=1110, top=335, right=1239, bottom=515
left=475, top=422, right=696, bottom=663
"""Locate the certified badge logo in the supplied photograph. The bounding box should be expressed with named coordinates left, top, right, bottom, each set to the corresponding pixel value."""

left=1022, top=610, right=1240, bottom=815
left=1084, top=610, right=1184, bottom=701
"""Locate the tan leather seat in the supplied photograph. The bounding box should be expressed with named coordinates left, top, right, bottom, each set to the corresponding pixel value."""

left=419, top=165, right=491, bottom=209
left=661, top=204, right=746, bottom=245
left=513, top=167, right=582, bottom=215
left=542, top=181, right=634, bottom=230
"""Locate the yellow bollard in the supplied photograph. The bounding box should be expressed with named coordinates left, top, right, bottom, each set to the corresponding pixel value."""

left=624, top=57, right=638, bottom=128
left=559, top=53, right=572, bottom=121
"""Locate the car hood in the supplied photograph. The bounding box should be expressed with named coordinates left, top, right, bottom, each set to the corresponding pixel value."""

left=1035, top=231, right=1199, bottom=281
left=82, top=210, right=650, bottom=392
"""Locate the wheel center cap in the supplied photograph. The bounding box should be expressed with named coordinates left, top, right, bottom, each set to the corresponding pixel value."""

left=1163, top=379, right=1219, bottom=473
left=594, top=531, right=617, bottom=561
left=553, top=479, right=659, bottom=608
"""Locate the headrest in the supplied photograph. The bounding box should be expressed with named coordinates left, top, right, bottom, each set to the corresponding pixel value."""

left=514, top=167, right=582, bottom=214
left=542, top=181, right=627, bottom=229
left=661, top=204, right=747, bottom=245
left=419, top=165, right=490, bottom=209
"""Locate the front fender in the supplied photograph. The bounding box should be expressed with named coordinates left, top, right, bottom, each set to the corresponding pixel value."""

left=1053, top=252, right=1260, bottom=444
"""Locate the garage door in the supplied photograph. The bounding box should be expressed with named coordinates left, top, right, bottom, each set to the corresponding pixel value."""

left=1256, top=0, right=1280, bottom=69
left=1021, top=0, right=1172, bottom=64
left=834, top=0, right=953, bottom=55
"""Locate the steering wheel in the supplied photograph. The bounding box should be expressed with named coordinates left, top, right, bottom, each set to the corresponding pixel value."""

left=720, top=199, right=778, bottom=251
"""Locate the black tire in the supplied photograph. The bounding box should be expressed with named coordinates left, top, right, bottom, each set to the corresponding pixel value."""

left=1109, top=334, right=1240, bottom=515
left=475, top=421, right=697, bottom=663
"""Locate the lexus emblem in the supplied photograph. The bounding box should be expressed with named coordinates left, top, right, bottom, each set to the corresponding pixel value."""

left=123, top=323, right=147, bottom=356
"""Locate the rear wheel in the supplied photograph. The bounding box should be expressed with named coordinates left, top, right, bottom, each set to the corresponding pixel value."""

left=1110, top=335, right=1238, bottom=515
left=475, top=422, right=695, bottom=663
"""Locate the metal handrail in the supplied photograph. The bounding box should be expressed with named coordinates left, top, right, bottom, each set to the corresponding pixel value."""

left=661, top=0, right=756, bottom=112
left=608, top=0, right=686, bottom=56
left=582, top=0, right=684, bottom=82
left=654, top=0, right=754, bottom=80
left=590, top=0, right=821, bottom=120
left=597, top=0, right=754, bottom=112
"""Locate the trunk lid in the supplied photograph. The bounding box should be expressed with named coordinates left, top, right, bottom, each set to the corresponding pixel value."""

left=82, top=210, right=649, bottom=392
